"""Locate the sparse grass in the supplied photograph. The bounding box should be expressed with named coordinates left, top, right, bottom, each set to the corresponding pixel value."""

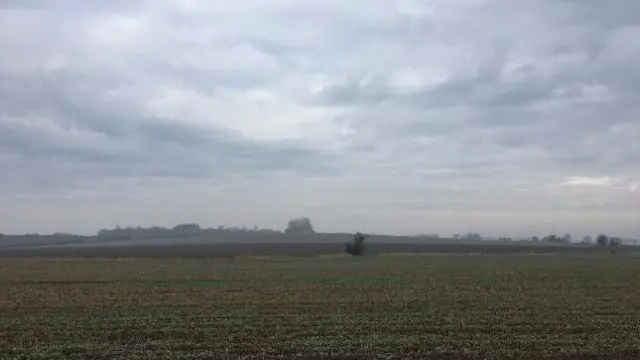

left=1, top=254, right=639, bottom=359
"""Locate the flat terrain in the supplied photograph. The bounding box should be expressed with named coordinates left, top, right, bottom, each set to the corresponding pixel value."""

left=0, top=241, right=622, bottom=258
left=2, top=253, right=640, bottom=359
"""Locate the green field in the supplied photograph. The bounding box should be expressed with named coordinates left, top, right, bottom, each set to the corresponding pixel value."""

left=1, top=254, right=640, bottom=359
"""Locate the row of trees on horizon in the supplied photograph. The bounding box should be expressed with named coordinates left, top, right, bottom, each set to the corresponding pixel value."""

left=0, top=217, right=636, bottom=247
left=94, top=217, right=316, bottom=241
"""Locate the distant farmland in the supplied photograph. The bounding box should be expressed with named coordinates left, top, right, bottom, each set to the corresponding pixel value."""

left=0, top=240, right=624, bottom=258
left=0, top=232, right=622, bottom=258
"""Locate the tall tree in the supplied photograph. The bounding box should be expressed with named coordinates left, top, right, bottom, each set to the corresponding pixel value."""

left=285, top=217, right=315, bottom=234
left=596, top=234, right=609, bottom=247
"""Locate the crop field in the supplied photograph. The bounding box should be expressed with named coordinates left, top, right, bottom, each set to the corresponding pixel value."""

left=1, top=253, right=640, bottom=359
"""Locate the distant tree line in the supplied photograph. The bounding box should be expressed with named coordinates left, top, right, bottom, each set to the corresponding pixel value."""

left=540, top=234, right=572, bottom=244
left=595, top=234, right=623, bottom=247
left=2, top=215, right=638, bottom=249
left=530, top=233, right=627, bottom=246
left=96, top=223, right=282, bottom=241
left=414, top=232, right=636, bottom=246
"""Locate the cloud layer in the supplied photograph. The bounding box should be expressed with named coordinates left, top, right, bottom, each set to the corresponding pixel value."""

left=1, top=0, right=639, bottom=237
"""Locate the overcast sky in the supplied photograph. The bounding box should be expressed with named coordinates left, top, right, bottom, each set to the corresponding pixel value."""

left=1, top=0, right=638, bottom=237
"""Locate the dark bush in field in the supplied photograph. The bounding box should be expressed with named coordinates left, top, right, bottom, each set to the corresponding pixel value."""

left=346, top=232, right=366, bottom=256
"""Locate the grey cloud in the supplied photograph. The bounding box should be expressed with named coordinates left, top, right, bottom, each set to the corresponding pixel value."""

left=309, top=1, right=639, bottom=189
left=1, top=112, right=335, bottom=181
left=559, top=0, right=640, bottom=29
left=314, top=76, right=391, bottom=106
left=0, top=78, right=338, bottom=196
left=0, top=0, right=638, bottom=236
left=0, top=0, right=148, bottom=13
